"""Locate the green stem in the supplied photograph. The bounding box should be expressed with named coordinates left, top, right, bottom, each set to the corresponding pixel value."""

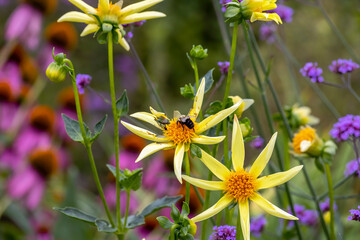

left=185, top=152, right=191, bottom=205
left=324, top=163, right=336, bottom=240
left=348, top=85, right=360, bottom=103
left=68, top=72, right=114, bottom=226
left=170, top=224, right=178, bottom=240
left=107, top=32, right=122, bottom=230
left=319, top=174, right=353, bottom=200
left=128, top=41, right=166, bottom=113
left=123, top=190, right=131, bottom=229
left=235, top=215, right=241, bottom=240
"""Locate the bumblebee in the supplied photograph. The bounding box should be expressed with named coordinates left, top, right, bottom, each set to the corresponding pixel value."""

left=177, top=115, right=194, bottom=130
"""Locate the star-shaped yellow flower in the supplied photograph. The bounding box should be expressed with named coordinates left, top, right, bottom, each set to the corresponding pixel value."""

left=182, top=116, right=302, bottom=240
left=121, top=79, right=242, bottom=183
left=58, top=0, right=165, bottom=50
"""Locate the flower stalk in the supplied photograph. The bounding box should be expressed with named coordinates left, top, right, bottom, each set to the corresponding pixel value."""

left=324, top=162, right=336, bottom=240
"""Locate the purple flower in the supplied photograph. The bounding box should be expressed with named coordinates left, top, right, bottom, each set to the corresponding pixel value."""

left=300, top=62, right=324, bottom=83
left=329, top=115, right=360, bottom=142
left=288, top=204, right=317, bottom=227
left=218, top=61, right=230, bottom=75
left=348, top=206, right=360, bottom=221
left=5, top=4, right=42, bottom=50
left=75, top=74, right=92, bottom=94
left=329, top=59, right=359, bottom=74
left=344, top=159, right=360, bottom=177
left=250, top=215, right=266, bottom=237
left=125, top=31, right=134, bottom=40
left=268, top=4, right=294, bottom=23
left=219, top=0, right=233, bottom=12
left=250, top=137, right=265, bottom=149
left=259, top=24, right=277, bottom=44
left=320, top=198, right=337, bottom=213
left=209, top=225, right=236, bottom=240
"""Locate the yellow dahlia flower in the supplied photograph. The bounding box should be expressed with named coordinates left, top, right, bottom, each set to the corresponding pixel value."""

left=121, top=79, right=242, bottom=183
left=58, top=0, right=165, bottom=50
left=292, top=126, right=324, bottom=157
left=182, top=116, right=302, bottom=240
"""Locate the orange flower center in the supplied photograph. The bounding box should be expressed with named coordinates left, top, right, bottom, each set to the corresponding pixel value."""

left=29, top=148, right=58, bottom=179
left=224, top=169, right=257, bottom=202
left=163, top=119, right=196, bottom=145
left=292, top=127, right=316, bottom=154
left=0, top=82, right=12, bottom=102
left=45, top=22, right=78, bottom=50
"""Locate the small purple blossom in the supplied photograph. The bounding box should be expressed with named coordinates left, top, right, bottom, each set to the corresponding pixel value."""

left=218, top=61, right=230, bottom=75
left=219, top=0, right=233, bottom=12
left=259, top=24, right=277, bottom=44
left=344, top=159, right=360, bottom=177
left=125, top=31, right=134, bottom=40
left=329, top=59, right=359, bottom=74
left=75, top=74, right=92, bottom=94
left=250, top=137, right=265, bottom=149
left=209, top=225, right=236, bottom=240
left=300, top=62, right=324, bottom=83
left=288, top=204, right=317, bottom=227
left=329, top=115, right=360, bottom=142
left=268, top=4, right=294, bottom=23
left=348, top=206, right=360, bottom=222
left=250, top=215, right=266, bottom=237
left=320, top=198, right=337, bottom=213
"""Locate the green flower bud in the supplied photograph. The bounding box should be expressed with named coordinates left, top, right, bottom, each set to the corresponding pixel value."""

left=190, top=45, right=208, bottom=60
left=46, top=62, right=67, bottom=83
left=240, top=122, right=252, bottom=138
left=188, top=218, right=197, bottom=235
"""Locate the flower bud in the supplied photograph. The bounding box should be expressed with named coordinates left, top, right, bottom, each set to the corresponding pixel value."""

left=46, top=62, right=67, bottom=83
left=240, top=122, right=252, bottom=138
left=188, top=218, right=197, bottom=235
left=229, top=96, right=254, bottom=118
left=292, top=127, right=324, bottom=157
left=190, top=45, right=208, bottom=60
left=292, top=105, right=319, bottom=127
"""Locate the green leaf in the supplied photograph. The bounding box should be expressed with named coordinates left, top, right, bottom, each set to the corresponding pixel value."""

left=90, top=115, right=107, bottom=143
left=181, top=202, right=190, bottom=216
left=224, top=6, right=240, bottom=18
left=170, top=204, right=181, bottom=222
left=116, top=90, right=129, bottom=118
left=156, top=216, right=173, bottom=229
left=53, top=207, right=96, bottom=225
left=199, top=68, right=215, bottom=93
left=314, top=157, right=325, bottom=173
left=180, top=84, right=195, bottom=99
left=97, top=31, right=108, bottom=44
left=95, top=219, right=116, bottom=233
left=141, top=196, right=183, bottom=217
left=190, top=144, right=202, bottom=159
left=124, top=215, right=145, bottom=229
left=205, top=101, right=222, bottom=115
left=106, top=165, right=143, bottom=191
left=61, top=114, right=91, bottom=143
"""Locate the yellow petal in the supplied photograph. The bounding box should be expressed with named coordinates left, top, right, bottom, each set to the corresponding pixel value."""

left=256, top=165, right=303, bottom=190
left=115, top=29, right=130, bottom=51
left=191, top=135, right=225, bottom=145
left=121, top=0, right=164, bottom=17
left=188, top=78, right=205, bottom=120
left=251, top=193, right=298, bottom=220
left=250, top=12, right=282, bottom=24
left=68, top=0, right=97, bottom=14
left=199, top=149, right=230, bottom=181
left=196, top=101, right=242, bottom=133
left=239, top=201, right=250, bottom=240
left=174, top=143, right=185, bottom=183
left=136, top=142, right=174, bottom=162
left=120, top=11, right=166, bottom=24
left=249, top=132, right=277, bottom=178
left=121, top=121, right=168, bottom=142
left=99, top=0, right=110, bottom=12
left=232, top=115, right=244, bottom=171
left=182, top=175, right=225, bottom=191
left=191, top=195, right=232, bottom=222
left=58, top=11, right=96, bottom=24
left=242, top=99, right=254, bottom=112
left=80, top=24, right=99, bottom=37
left=130, top=112, right=163, bottom=130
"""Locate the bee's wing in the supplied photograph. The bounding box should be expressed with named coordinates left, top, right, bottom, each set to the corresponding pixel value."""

left=173, top=110, right=181, bottom=119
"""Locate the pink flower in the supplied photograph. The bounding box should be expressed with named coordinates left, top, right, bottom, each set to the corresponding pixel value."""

left=5, top=4, right=42, bottom=50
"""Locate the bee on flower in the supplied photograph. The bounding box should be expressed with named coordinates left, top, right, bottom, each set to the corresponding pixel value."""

left=58, top=0, right=166, bottom=50
left=121, top=79, right=242, bottom=182
left=182, top=115, right=302, bottom=240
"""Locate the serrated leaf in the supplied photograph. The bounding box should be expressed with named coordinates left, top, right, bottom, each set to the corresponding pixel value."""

left=157, top=216, right=173, bottom=229
left=53, top=207, right=96, bottom=224
left=116, top=90, right=129, bottom=118
left=61, top=114, right=91, bottom=143
left=124, top=215, right=145, bottom=229
left=95, top=219, right=116, bottom=233
left=141, top=196, right=182, bottom=217
left=90, top=115, right=107, bottom=143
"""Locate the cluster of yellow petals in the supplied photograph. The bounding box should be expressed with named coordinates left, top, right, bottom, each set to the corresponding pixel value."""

left=224, top=169, right=258, bottom=202
left=292, top=127, right=316, bottom=154
left=163, top=119, right=196, bottom=145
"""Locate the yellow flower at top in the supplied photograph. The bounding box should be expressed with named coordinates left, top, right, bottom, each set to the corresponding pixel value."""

left=239, top=0, right=282, bottom=24
left=121, top=79, right=242, bottom=183
left=58, top=0, right=165, bottom=50
left=182, top=116, right=302, bottom=240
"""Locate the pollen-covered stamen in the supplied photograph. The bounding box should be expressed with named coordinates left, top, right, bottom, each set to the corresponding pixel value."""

left=163, top=119, right=196, bottom=145
left=224, top=169, right=258, bottom=202
left=29, top=149, right=58, bottom=179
